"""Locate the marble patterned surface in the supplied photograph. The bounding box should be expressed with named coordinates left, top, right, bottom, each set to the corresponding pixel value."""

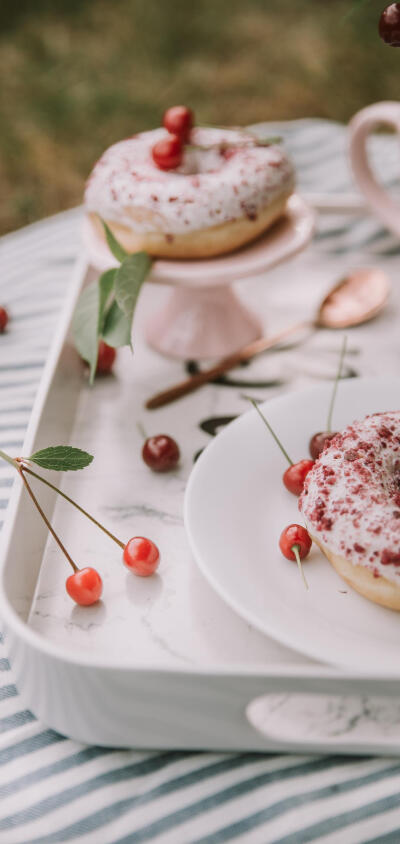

left=248, top=693, right=400, bottom=746
left=26, top=204, right=400, bottom=745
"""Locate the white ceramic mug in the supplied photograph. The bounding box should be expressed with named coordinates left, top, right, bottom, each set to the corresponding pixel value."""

left=349, top=101, right=400, bottom=236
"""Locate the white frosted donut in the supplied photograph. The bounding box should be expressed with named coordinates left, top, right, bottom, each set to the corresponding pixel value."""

left=84, top=127, right=295, bottom=258
left=299, top=412, right=400, bottom=610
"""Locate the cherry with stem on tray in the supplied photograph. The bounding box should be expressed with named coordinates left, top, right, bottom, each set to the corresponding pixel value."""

left=309, top=335, right=347, bottom=460
left=0, top=307, right=9, bottom=333
left=24, top=467, right=160, bottom=577
left=137, top=422, right=180, bottom=473
left=96, top=340, right=117, bottom=375
left=18, top=465, right=103, bottom=607
left=79, top=340, right=117, bottom=377
left=246, top=398, right=314, bottom=496
left=0, top=444, right=161, bottom=606
left=279, top=524, right=311, bottom=590
left=65, top=567, right=103, bottom=607
left=123, top=537, right=160, bottom=577
left=142, top=435, right=180, bottom=473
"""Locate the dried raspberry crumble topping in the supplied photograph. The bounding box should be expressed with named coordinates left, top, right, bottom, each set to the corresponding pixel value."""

left=299, top=411, right=400, bottom=583
left=84, top=127, right=294, bottom=236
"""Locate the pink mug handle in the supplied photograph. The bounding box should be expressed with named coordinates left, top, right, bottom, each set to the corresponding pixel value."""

left=349, top=101, right=400, bottom=236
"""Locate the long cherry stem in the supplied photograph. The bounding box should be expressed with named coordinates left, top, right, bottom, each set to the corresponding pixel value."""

left=0, top=449, right=18, bottom=469
left=136, top=422, right=147, bottom=442
left=18, top=468, right=78, bottom=573
left=21, top=465, right=125, bottom=550
left=326, top=335, right=347, bottom=433
left=247, top=398, right=293, bottom=465
left=292, top=544, right=309, bottom=590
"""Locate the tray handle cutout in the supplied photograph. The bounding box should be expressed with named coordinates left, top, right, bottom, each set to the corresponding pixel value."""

left=246, top=692, right=400, bottom=755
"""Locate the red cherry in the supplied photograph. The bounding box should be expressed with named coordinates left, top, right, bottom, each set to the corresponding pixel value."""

left=142, top=435, right=180, bottom=472
left=223, top=147, right=238, bottom=161
left=163, top=106, right=193, bottom=142
left=123, top=536, right=160, bottom=577
left=309, top=336, right=346, bottom=457
left=379, top=3, right=400, bottom=45
left=283, top=459, right=314, bottom=496
left=65, top=567, right=103, bottom=606
left=309, top=431, right=337, bottom=460
left=279, top=524, right=312, bottom=561
left=96, top=341, right=116, bottom=374
left=152, top=135, right=183, bottom=170
left=249, top=399, right=313, bottom=496
left=0, top=307, right=9, bottom=332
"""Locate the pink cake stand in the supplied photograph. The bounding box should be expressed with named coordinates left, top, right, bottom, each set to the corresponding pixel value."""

left=83, top=194, right=315, bottom=360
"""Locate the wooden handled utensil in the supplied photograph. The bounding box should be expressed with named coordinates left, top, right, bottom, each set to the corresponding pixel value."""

left=145, top=268, right=389, bottom=410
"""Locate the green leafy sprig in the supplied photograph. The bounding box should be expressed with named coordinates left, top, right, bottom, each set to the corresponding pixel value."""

left=73, top=220, right=152, bottom=383
left=0, top=445, right=93, bottom=472
left=0, top=444, right=126, bottom=561
left=28, top=446, right=94, bottom=472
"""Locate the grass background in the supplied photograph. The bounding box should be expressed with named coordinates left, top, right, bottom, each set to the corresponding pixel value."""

left=0, top=0, right=398, bottom=234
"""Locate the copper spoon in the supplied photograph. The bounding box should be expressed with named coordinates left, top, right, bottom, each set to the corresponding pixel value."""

left=145, top=268, right=390, bottom=410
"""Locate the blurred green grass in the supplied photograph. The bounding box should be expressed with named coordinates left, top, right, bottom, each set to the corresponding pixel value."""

left=0, top=0, right=397, bottom=234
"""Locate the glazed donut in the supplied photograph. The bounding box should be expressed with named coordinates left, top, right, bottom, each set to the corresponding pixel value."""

left=84, top=127, right=295, bottom=259
left=299, top=411, right=400, bottom=610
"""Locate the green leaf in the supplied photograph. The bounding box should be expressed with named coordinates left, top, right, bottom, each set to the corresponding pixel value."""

left=101, top=219, right=128, bottom=263
left=114, top=252, right=151, bottom=343
left=72, top=282, right=99, bottom=378
left=102, top=300, right=132, bottom=347
left=257, top=135, right=282, bottom=146
left=29, top=446, right=94, bottom=472
left=98, top=269, right=116, bottom=334
left=72, top=270, right=115, bottom=384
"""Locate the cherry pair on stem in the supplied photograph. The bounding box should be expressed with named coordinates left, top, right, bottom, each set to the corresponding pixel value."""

left=0, top=449, right=160, bottom=607
left=309, top=336, right=347, bottom=459
left=151, top=105, right=281, bottom=171
left=248, top=334, right=348, bottom=488
left=248, top=398, right=314, bottom=496
left=247, top=398, right=312, bottom=588
left=248, top=335, right=348, bottom=589
left=152, top=106, right=194, bottom=171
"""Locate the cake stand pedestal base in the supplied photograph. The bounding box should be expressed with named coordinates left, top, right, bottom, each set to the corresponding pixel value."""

left=83, top=194, right=315, bottom=361
left=145, top=284, right=262, bottom=360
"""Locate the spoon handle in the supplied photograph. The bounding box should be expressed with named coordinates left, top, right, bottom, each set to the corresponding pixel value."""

left=145, top=320, right=310, bottom=410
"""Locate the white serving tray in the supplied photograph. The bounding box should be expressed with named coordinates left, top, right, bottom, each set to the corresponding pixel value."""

left=2, top=255, right=400, bottom=755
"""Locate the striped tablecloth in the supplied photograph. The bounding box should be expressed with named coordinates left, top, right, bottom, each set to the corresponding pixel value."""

left=1, top=119, right=400, bottom=843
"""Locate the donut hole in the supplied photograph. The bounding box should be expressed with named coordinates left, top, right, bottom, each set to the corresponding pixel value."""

left=177, top=128, right=252, bottom=177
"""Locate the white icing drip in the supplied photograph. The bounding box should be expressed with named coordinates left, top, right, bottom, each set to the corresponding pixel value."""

left=84, top=127, right=295, bottom=235
left=300, top=412, right=400, bottom=584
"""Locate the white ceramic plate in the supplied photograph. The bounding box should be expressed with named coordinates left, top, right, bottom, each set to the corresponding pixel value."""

left=185, top=376, right=400, bottom=674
